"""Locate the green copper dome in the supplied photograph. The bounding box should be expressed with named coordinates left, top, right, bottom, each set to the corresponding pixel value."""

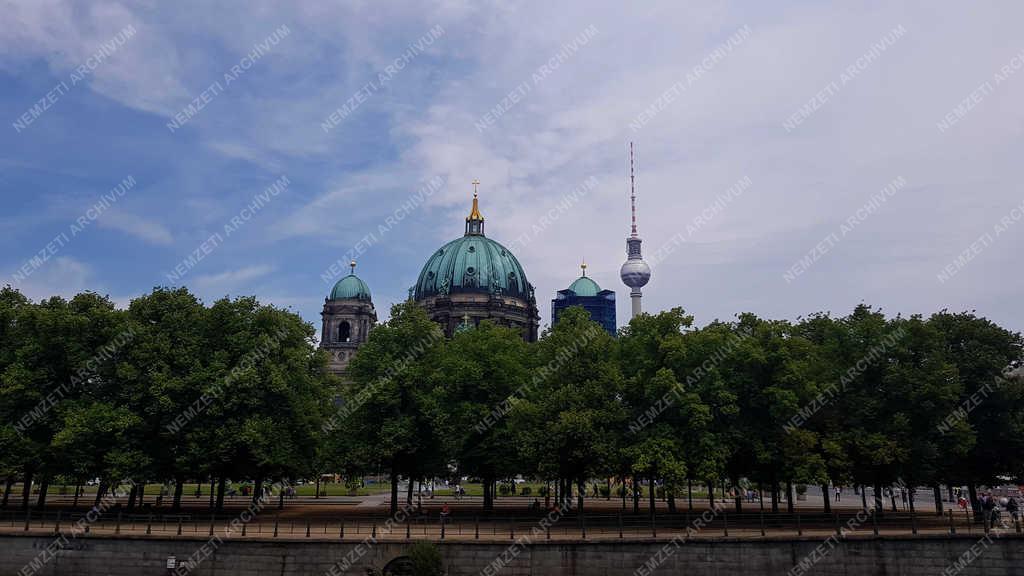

left=330, top=274, right=371, bottom=301
left=568, top=275, right=601, bottom=297
left=414, top=235, right=533, bottom=301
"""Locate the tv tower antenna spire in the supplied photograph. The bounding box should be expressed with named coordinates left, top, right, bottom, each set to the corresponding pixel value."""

left=630, top=142, right=638, bottom=237
left=620, top=142, right=651, bottom=319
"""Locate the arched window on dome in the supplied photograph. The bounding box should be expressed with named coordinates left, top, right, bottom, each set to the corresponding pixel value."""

left=338, top=321, right=351, bottom=343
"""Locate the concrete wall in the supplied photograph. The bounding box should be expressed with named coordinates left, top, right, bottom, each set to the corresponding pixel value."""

left=2, top=533, right=1023, bottom=576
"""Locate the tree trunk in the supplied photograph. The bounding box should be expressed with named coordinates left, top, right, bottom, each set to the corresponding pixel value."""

left=707, top=481, right=715, bottom=506
left=620, top=475, right=626, bottom=510
left=35, top=478, right=49, bottom=510
left=933, top=485, right=944, bottom=516
left=94, top=480, right=107, bottom=507
left=860, top=485, right=868, bottom=510
left=786, top=481, right=794, bottom=514
left=389, top=471, right=399, bottom=516
left=967, top=483, right=980, bottom=515
left=1, top=477, right=12, bottom=509
left=546, top=480, right=551, bottom=509
left=215, top=476, right=226, bottom=511
left=209, top=478, right=215, bottom=510
left=173, top=476, right=185, bottom=511
left=606, top=477, right=612, bottom=501
left=252, top=478, right=263, bottom=505
left=668, top=490, right=677, bottom=513
left=947, top=484, right=954, bottom=503
left=577, top=477, right=585, bottom=514
left=483, top=474, right=494, bottom=511
left=889, top=487, right=898, bottom=512
left=908, top=489, right=916, bottom=513
left=648, top=474, right=656, bottom=517
left=734, top=475, right=743, bottom=513
left=137, top=480, right=145, bottom=507
left=405, top=476, right=414, bottom=507
left=822, top=484, right=831, bottom=513
left=688, top=479, right=694, bottom=510
left=873, top=482, right=884, bottom=516
left=73, top=483, right=81, bottom=508
left=769, top=470, right=778, bottom=513
left=20, top=470, right=33, bottom=510
left=315, top=476, right=321, bottom=500
left=278, top=481, right=285, bottom=510
left=126, top=483, right=138, bottom=511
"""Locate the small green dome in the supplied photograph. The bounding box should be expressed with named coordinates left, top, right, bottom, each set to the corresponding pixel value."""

left=568, top=275, right=601, bottom=297
left=330, top=274, right=371, bottom=301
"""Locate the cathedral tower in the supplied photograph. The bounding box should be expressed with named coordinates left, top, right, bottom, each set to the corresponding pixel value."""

left=320, top=261, right=377, bottom=375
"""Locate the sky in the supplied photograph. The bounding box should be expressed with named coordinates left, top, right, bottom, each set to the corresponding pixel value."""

left=2, top=0, right=1023, bottom=340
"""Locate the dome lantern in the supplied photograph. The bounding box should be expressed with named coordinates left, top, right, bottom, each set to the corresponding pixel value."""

left=465, top=180, right=485, bottom=236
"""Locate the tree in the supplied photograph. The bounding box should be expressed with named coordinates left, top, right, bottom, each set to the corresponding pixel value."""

left=618, top=309, right=706, bottom=513
left=515, top=307, right=624, bottom=513
left=930, top=311, right=1024, bottom=510
left=434, top=320, right=529, bottom=511
left=346, top=302, right=445, bottom=515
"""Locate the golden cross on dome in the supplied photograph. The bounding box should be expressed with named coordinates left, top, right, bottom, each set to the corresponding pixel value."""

left=349, top=260, right=356, bottom=274
left=581, top=261, right=587, bottom=276
left=472, top=179, right=480, bottom=197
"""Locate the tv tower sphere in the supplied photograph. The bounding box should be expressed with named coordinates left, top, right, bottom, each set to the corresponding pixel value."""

left=620, top=257, right=651, bottom=289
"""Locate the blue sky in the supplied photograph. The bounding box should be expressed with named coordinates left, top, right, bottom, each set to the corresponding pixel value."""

left=2, top=1, right=1023, bottom=339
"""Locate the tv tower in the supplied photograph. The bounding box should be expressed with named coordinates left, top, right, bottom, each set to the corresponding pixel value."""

left=619, top=142, right=651, bottom=319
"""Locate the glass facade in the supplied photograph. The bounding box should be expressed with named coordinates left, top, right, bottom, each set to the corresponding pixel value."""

left=551, top=287, right=617, bottom=336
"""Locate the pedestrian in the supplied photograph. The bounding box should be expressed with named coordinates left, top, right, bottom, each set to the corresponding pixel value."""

left=835, top=486, right=841, bottom=502
left=981, top=492, right=997, bottom=529
left=1006, top=496, right=1019, bottom=524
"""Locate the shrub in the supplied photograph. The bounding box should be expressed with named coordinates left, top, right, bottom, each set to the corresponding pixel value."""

left=521, top=486, right=532, bottom=496
left=498, top=483, right=511, bottom=496
left=408, top=541, right=444, bottom=576
left=599, top=485, right=611, bottom=497
left=538, top=486, right=549, bottom=496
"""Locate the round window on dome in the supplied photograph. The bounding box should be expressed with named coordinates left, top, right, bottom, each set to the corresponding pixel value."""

left=468, top=245, right=476, bottom=253
left=466, top=266, right=475, bottom=274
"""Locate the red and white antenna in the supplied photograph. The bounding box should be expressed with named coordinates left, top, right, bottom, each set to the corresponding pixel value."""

left=629, top=142, right=638, bottom=237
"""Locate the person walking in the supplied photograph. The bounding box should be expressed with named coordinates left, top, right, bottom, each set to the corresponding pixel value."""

left=981, top=492, right=997, bottom=529
left=835, top=486, right=841, bottom=502
left=1006, top=496, right=1019, bottom=525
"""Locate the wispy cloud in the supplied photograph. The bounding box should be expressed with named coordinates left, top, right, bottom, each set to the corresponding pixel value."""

left=194, top=265, right=275, bottom=294
left=97, top=210, right=174, bottom=245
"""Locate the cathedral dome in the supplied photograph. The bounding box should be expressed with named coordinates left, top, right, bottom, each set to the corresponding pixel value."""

left=413, top=189, right=533, bottom=302
left=330, top=263, right=372, bottom=301
left=414, top=235, right=532, bottom=300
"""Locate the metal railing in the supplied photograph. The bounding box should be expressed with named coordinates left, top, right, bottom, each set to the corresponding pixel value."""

left=2, top=507, right=1021, bottom=542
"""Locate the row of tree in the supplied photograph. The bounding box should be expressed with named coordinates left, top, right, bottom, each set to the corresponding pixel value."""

left=2, top=285, right=1022, bottom=517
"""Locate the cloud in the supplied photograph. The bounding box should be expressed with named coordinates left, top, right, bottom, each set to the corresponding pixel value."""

left=193, top=264, right=275, bottom=294
left=11, top=256, right=96, bottom=302
left=2, top=1, right=1023, bottom=335
left=97, top=209, right=173, bottom=245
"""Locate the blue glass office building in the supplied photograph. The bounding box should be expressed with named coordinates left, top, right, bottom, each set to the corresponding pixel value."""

left=551, top=265, right=617, bottom=336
